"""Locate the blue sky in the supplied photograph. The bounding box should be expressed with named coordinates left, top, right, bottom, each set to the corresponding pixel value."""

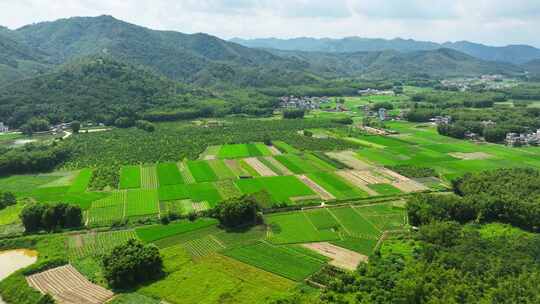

left=1, top=0, right=539, bottom=47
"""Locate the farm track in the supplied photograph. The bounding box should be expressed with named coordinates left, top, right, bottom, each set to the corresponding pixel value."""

left=26, top=265, right=113, bottom=304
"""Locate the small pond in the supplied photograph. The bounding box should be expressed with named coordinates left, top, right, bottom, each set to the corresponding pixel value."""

left=0, top=249, right=38, bottom=304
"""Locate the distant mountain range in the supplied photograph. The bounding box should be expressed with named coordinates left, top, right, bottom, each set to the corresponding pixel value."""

left=0, top=15, right=527, bottom=89
left=231, top=37, right=540, bottom=65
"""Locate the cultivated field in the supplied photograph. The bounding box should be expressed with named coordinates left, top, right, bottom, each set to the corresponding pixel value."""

left=26, top=264, right=114, bottom=304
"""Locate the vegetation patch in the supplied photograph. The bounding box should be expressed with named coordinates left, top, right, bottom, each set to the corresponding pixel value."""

left=157, top=162, right=184, bottom=185
left=186, top=160, right=219, bottom=183
left=136, top=218, right=218, bottom=243
left=119, top=165, right=141, bottom=189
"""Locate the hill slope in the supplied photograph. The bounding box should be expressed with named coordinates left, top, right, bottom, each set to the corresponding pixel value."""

left=270, top=48, right=522, bottom=78
left=232, top=37, right=540, bottom=64
left=11, top=15, right=313, bottom=87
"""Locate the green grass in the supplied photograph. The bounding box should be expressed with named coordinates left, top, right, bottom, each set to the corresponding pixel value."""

left=367, top=183, right=403, bottom=196
left=139, top=247, right=295, bottom=304
left=308, top=171, right=368, bottom=199
left=215, top=180, right=242, bottom=200
left=0, top=203, right=24, bottom=225
left=119, top=165, right=141, bottom=189
left=158, top=184, right=189, bottom=201
left=186, top=160, right=219, bottom=183
left=182, top=235, right=225, bottom=257
left=235, top=176, right=315, bottom=205
left=157, top=163, right=184, bottom=185
left=224, top=242, right=326, bottom=281
left=126, top=189, right=159, bottom=217
left=87, top=204, right=124, bottom=226
left=153, top=225, right=221, bottom=248
left=0, top=174, right=64, bottom=195
left=135, top=218, right=219, bottom=243
left=160, top=199, right=194, bottom=216
left=265, top=212, right=340, bottom=244
left=238, top=159, right=260, bottom=177
left=67, top=169, right=93, bottom=193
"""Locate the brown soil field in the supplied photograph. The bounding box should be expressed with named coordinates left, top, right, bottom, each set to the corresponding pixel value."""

left=244, top=158, right=277, bottom=176
left=264, top=157, right=293, bottom=175
left=26, top=265, right=114, bottom=304
left=302, top=242, right=368, bottom=271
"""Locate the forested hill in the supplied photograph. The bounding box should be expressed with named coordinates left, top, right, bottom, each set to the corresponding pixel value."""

left=269, top=48, right=522, bottom=78
left=232, top=37, right=540, bottom=64
left=0, top=15, right=525, bottom=87
left=0, top=57, right=208, bottom=127
left=1, top=15, right=314, bottom=87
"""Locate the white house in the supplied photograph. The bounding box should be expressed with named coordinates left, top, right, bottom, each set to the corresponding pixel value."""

left=0, top=122, right=8, bottom=133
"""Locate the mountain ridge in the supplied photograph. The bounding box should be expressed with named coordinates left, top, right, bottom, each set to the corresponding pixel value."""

left=231, top=37, right=540, bottom=64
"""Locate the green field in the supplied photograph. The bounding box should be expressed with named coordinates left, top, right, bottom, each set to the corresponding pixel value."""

left=186, top=182, right=222, bottom=206
left=207, top=160, right=236, bottom=180
left=274, top=154, right=333, bottom=174
left=158, top=184, right=189, bottom=201
left=119, top=165, right=141, bottom=189
left=235, top=176, right=315, bottom=205
left=157, top=163, right=184, bottom=185
left=139, top=248, right=295, bottom=304
left=304, top=208, right=340, bottom=230
left=141, top=165, right=159, bottom=189
left=217, top=143, right=272, bottom=159
left=272, top=141, right=300, bottom=154
left=186, top=160, right=219, bottom=183
left=68, top=229, right=138, bottom=259
left=136, top=218, right=219, bottom=243
left=266, top=212, right=340, bottom=244
left=224, top=242, right=326, bottom=281
left=367, top=183, right=403, bottom=196
left=328, top=207, right=382, bottom=239
left=126, top=189, right=159, bottom=217
left=67, top=169, right=93, bottom=193
left=308, top=171, right=368, bottom=199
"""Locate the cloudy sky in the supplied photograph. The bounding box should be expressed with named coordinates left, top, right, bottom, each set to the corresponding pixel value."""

left=1, top=0, right=539, bottom=47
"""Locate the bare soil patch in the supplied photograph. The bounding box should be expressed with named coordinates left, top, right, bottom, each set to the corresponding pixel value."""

left=303, top=242, right=368, bottom=271
left=244, top=157, right=277, bottom=176
left=26, top=264, right=114, bottom=304
left=265, top=157, right=293, bottom=175
left=449, top=152, right=492, bottom=160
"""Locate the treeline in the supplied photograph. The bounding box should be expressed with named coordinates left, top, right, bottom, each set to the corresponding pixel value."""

left=405, top=106, right=540, bottom=143
left=408, top=168, right=540, bottom=232
left=0, top=143, right=71, bottom=176
left=410, top=91, right=505, bottom=108
left=20, top=203, right=82, bottom=232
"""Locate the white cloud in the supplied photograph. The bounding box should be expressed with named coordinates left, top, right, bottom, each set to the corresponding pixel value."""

left=0, top=0, right=538, bottom=47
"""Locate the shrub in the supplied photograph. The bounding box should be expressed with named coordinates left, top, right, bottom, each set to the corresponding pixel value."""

left=212, top=196, right=260, bottom=228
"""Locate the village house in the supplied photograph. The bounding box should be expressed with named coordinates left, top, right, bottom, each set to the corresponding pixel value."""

left=279, top=96, right=330, bottom=110
left=505, top=129, right=540, bottom=146
left=0, top=122, right=9, bottom=133
left=357, top=88, right=394, bottom=96
left=430, top=116, right=452, bottom=125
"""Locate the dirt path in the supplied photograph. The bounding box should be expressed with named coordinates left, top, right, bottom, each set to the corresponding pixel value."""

left=302, top=242, right=368, bottom=271
left=298, top=175, right=335, bottom=200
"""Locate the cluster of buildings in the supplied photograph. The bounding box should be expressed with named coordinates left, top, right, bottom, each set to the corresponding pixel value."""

left=430, top=116, right=452, bottom=125
left=357, top=88, right=394, bottom=96
left=439, top=75, right=513, bottom=91
left=279, top=96, right=330, bottom=110
left=505, top=130, right=540, bottom=146
left=0, top=122, right=9, bottom=133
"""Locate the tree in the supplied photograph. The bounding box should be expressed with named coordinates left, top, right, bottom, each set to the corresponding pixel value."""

left=283, top=109, right=305, bottom=119
left=71, top=121, right=81, bottom=133
left=213, top=196, right=260, bottom=228
left=20, top=204, right=46, bottom=232
left=19, top=203, right=82, bottom=232
left=0, top=191, right=16, bottom=210
left=103, top=239, right=163, bottom=289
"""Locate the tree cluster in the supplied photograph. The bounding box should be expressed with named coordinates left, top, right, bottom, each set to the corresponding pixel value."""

left=0, top=191, right=16, bottom=210
left=20, top=203, right=82, bottom=232
left=408, top=168, right=540, bottom=232
left=212, top=196, right=261, bottom=228
left=0, top=143, right=71, bottom=176
left=283, top=109, right=306, bottom=119
left=102, top=239, right=163, bottom=289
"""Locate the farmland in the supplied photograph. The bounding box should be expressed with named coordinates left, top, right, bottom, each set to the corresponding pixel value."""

left=3, top=111, right=540, bottom=304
